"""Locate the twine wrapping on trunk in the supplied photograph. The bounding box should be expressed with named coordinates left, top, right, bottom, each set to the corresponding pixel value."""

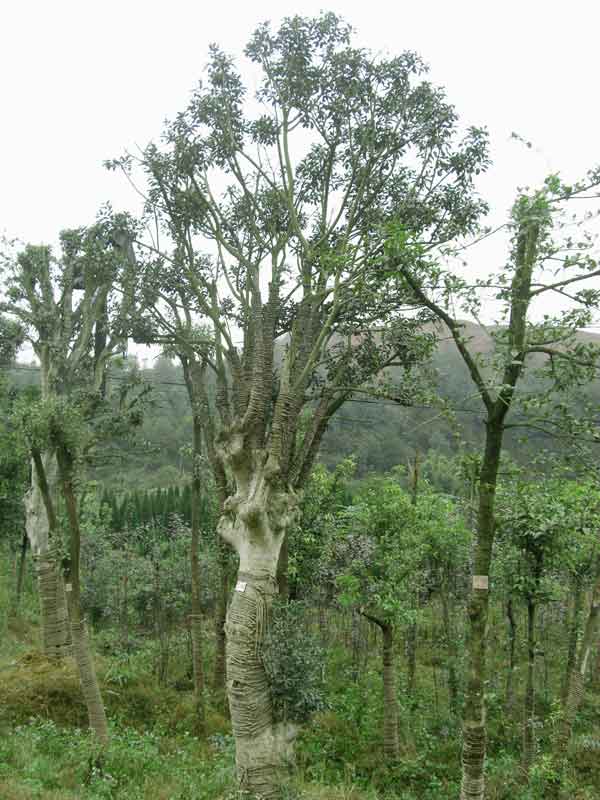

left=460, top=723, right=486, bottom=800
left=70, top=619, right=109, bottom=746
left=226, top=570, right=278, bottom=740
left=33, top=547, right=72, bottom=658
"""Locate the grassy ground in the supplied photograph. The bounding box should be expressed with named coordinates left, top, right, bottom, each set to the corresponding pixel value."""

left=1, top=555, right=600, bottom=799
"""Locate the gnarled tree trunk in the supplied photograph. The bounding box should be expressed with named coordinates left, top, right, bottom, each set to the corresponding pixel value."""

left=220, top=475, right=298, bottom=800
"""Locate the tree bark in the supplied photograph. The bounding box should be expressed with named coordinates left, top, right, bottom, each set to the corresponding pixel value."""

left=220, top=479, right=299, bottom=800
left=441, top=580, right=459, bottom=714
left=276, top=535, right=289, bottom=601
left=190, top=414, right=206, bottom=732
left=382, top=623, right=400, bottom=761
left=522, top=596, right=537, bottom=775
left=555, top=571, right=600, bottom=761
left=505, top=596, right=517, bottom=714
left=212, top=544, right=228, bottom=697
left=56, top=446, right=109, bottom=747
left=460, top=420, right=503, bottom=800
left=405, top=620, right=417, bottom=696
left=561, top=575, right=583, bottom=704
left=26, top=452, right=71, bottom=658
left=13, top=531, right=28, bottom=612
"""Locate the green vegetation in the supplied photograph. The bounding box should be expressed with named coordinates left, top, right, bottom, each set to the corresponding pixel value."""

left=2, top=11, right=600, bottom=800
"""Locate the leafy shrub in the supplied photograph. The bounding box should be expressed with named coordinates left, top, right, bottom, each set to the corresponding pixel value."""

left=262, top=600, right=327, bottom=724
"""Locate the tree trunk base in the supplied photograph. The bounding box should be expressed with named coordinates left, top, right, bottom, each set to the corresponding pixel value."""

left=460, top=723, right=486, bottom=800
left=71, top=619, right=109, bottom=746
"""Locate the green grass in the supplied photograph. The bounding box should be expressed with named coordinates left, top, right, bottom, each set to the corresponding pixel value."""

left=2, top=552, right=600, bottom=799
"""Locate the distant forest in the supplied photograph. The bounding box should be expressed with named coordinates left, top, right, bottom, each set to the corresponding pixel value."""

left=9, top=320, right=600, bottom=493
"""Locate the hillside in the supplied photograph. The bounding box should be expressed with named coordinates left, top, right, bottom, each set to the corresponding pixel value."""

left=8, top=322, right=600, bottom=489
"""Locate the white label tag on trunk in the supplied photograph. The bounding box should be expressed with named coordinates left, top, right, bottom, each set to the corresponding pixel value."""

left=235, top=581, right=247, bottom=593
left=65, top=583, right=72, bottom=592
left=473, top=575, right=489, bottom=590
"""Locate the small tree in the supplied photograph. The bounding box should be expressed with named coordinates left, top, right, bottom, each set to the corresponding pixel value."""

left=390, top=172, right=600, bottom=800
left=1, top=214, right=145, bottom=659
left=324, top=472, right=470, bottom=761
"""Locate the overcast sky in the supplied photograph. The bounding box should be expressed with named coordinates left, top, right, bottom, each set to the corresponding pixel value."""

left=2, top=0, right=599, bottom=343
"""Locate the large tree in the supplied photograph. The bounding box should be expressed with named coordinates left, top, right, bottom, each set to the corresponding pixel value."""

left=110, top=14, right=489, bottom=797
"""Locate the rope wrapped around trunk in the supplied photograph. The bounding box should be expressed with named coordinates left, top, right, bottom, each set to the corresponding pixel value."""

left=33, top=547, right=72, bottom=659
left=70, top=620, right=109, bottom=746
left=460, top=723, right=486, bottom=800
left=226, top=570, right=278, bottom=740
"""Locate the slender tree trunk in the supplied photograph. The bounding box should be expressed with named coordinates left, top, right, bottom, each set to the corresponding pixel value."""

left=212, top=544, right=228, bottom=696
left=505, top=597, right=517, bottom=714
left=350, top=612, right=361, bottom=683
left=460, top=421, right=503, bottom=800
left=562, top=575, right=583, bottom=704
left=555, top=570, right=600, bottom=761
left=121, top=569, right=129, bottom=651
left=382, top=623, right=400, bottom=761
left=441, top=580, right=459, bottom=714
left=522, top=596, right=537, bottom=775
left=153, top=562, right=169, bottom=686
left=12, top=531, right=28, bottom=613
left=591, top=642, right=600, bottom=692
left=406, top=453, right=419, bottom=698
left=276, top=535, right=289, bottom=601
left=190, top=414, right=206, bottom=732
left=56, top=447, right=109, bottom=747
left=405, top=618, right=417, bottom=696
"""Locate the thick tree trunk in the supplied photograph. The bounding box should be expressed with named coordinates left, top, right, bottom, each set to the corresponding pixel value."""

left=220, top=481, right=299, bottom=800
left=522, top=597, right=537, bottom=775
left=562, top=575, right=583, bottom=704
left=505, top=597, right=517, bottom=714
left=33, top=548, right=72, bottom=658
left=460, top=421, right=503, bottom=800
left=382, top=623, right=400, bottom=761
left=226, top=565, right=284, bottom=799
left=70, top=619, right=109, bottom=746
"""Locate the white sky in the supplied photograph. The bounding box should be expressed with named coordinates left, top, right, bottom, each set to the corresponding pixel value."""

left=2, top=0, right=600, bottom=338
